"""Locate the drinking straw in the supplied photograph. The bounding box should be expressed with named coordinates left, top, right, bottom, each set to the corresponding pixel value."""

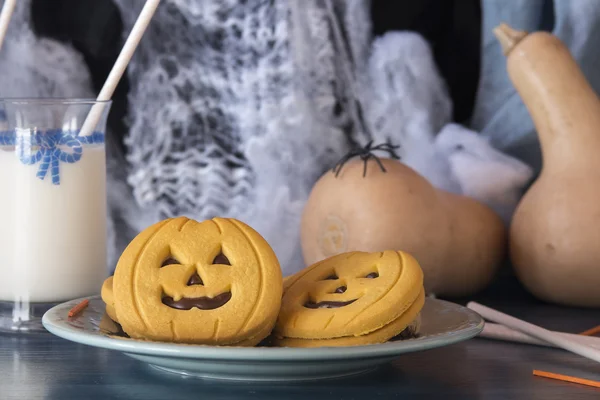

left=480, top=322, right=600, bottom=350
left=468, top=302, right=600, bottom=364
left=79, top=0, right=161, bottom=136
left=0, top=0, right=16, bottom=52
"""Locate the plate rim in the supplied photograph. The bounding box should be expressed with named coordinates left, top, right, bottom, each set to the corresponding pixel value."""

left=42, top=296, right=484, bottom=361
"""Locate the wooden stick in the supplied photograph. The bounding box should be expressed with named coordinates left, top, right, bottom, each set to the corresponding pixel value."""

left=580, top=326, right=600, bottom=337
left=0, top=0, right=16, bottom=52
left=68, top=299, right=89, bottom=317
left=533, top=370, right=600, bottom=389
left=480, top=323, right=600, bottom=350
left=78, top=0, right=161, bottom=137
left=467, top=302, right=600, bottom=364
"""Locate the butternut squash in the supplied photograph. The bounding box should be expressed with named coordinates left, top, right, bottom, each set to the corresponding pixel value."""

left=496, top=23, right=600, bottom=307
left=300, top=143, right=506, bottom=297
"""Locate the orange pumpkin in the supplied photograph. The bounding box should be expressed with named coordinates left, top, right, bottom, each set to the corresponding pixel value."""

left=300, top=143, right=506, bottom=297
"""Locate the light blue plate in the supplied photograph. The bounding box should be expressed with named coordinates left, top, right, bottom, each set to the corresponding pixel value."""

left=42, top=296, right=483, bottom=382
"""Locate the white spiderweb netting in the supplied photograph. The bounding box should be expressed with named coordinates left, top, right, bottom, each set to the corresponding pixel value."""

left=110, top=0, right=533, bottom=273
left=0, top=0, right=94, bottom=98
left=0, top=0, right=533, bottom=274
left=110, top=0, right=372, bottom=274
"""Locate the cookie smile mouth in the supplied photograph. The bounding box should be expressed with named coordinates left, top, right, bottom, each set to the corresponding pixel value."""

left=162, top=292, right=232, bottom=310
left=303, top=299, right=357, bottom=309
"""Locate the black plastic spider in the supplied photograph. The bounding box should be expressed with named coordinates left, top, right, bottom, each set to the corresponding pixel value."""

left=332, top=141, right=401, bottom=178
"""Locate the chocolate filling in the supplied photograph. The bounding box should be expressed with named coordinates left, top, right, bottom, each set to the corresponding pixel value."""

left=161, top=257, right=180, bottom=267
left=186, top=272, right=204, bottom=286
left=390, top=325, right=419, bottom=341
left=365, top=272, right=379, bottom=279
left=162, top=292, right=232, bottom=310
left=323, top=274, right=338, bottom=280
left=212, top=252, right=230, bottom=265
left=334, top=286, right=347, bottom=293
left=304, top=299, right=357, bottom=309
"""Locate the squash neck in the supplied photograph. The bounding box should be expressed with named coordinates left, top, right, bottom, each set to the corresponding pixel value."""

left=494, top=24, right=528, bottom=55
left=541, top=133, right=600, bottom=174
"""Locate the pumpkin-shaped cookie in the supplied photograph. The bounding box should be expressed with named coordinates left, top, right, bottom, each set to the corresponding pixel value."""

left=112, top=217, right=282, bottom=345
left=274, top=293, right=423, bottom=347
left=275, top=250, right=423, bottom=340
left=101, top=276, right=117, bottom=323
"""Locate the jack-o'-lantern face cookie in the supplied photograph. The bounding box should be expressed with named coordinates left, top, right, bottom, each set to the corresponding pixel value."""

left=112, top=217, right=282, bottom=345
left=275, top=250, right=424, bottom=341
left=274, top=291, right=424, bottom=347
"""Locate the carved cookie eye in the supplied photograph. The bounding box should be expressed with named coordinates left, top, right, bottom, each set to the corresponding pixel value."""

left=161, top=257, right=180, bottom=267
left=365, top=272, right=379, bottom=279
left=212, top=252, right=231, bottom=265
left=323, top=273, right=338, bottom=280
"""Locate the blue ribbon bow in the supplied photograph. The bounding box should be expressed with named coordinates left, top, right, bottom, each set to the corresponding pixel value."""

left=0, top=129, right=105, bottom=185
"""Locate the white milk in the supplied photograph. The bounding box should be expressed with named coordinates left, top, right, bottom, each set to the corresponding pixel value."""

left=0, top=144, right=107, bottom=303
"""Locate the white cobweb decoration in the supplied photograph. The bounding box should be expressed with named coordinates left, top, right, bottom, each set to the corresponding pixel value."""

left=110, top=0, right=371, bottom=275
left=0, top=0, right=533, bottom=273
left=0, top=0, right=94, bottom=98
left=111, top=0, right=533, bottom=274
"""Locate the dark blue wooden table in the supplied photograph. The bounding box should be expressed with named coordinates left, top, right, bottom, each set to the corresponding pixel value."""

left=1, top=273, right=599, bottom=400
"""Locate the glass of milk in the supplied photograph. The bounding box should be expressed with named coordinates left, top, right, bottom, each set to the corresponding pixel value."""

left=0, top=98, right=112, bottom=332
